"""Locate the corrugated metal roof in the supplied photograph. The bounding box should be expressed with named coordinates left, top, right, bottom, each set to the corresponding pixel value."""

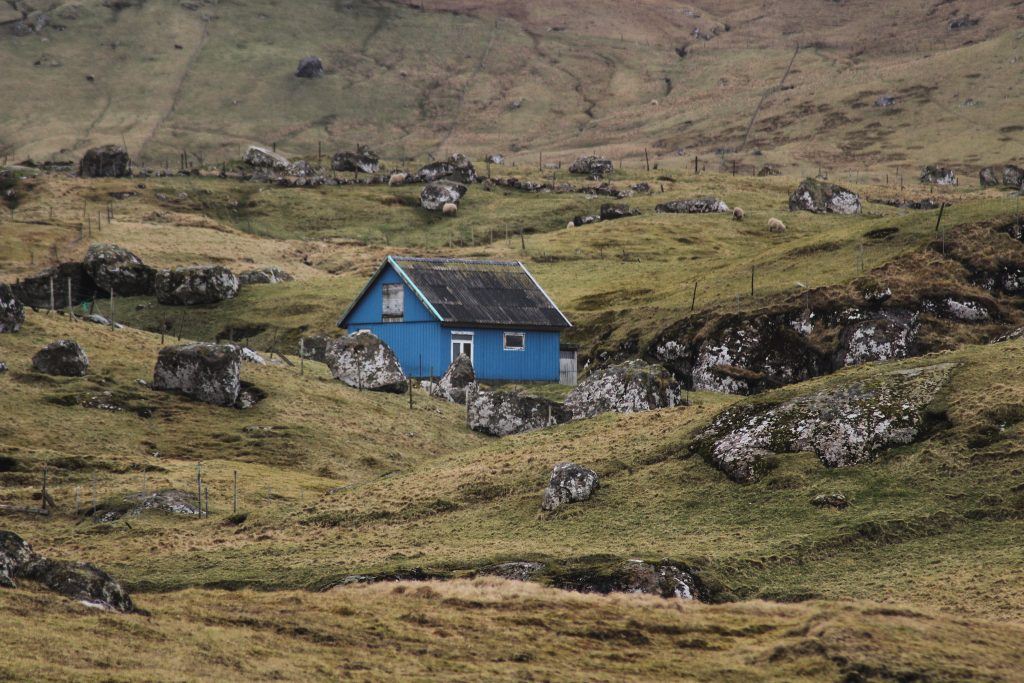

left=391, top=257, right=571, bottom=329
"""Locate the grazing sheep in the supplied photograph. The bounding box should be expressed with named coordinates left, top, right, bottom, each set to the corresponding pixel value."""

left=767, top=217, right=786, bottom=233
left=388, top=172, right=407, bottom=186
left=566, top=221, right=575, bottom=229
left=732, top=207, right=745, bottom=221
left=442, top=202, right=458, bottom=216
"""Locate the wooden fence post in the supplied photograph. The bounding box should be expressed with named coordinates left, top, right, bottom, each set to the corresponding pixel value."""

left=233, top=470, right=238, bottom=514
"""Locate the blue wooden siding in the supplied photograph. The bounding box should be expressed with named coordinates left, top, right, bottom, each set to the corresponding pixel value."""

left=343, top=263, right=561, bottom=381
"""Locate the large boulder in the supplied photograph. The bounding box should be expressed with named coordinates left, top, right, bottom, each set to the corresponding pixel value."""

left=565, top=360, right=681, bottom=419
left=0, top=531, right=34, bottom=588
left=919, top=165, right=957, bottom=186
left=834, top=312, right=917, bottom=367
left=788, top=178, right=861, bottom=214
left=599, top=203, right=640, bottom=220
left=655, top=197, right=729, bottom=214
left=83, top=243, right=155, bottom=296
left=237, top=266, right=293, bottom=285
left=331, top=147, right=380, bottom=174
left=10, top=262, right=96, bottom=308
left=32, top=339, right=88, bottom=376
left=154, top=266, right=239, bottom=305
left=434, top=353, right=475, bottom=403
left=979, top=166, right=1001, bottom=187
left=1003, top=165, right=1024, bottom=189
left=79, top=145, right=129, bottom=178
left=243, top=145, right=290, bottom=171
left=690, top=362, right=954, bottom=483
left=569, top=155, right=614, bottom=177
left=417, top=153, right=477, bottom=184
left=420, top=180, right=467, bottom=211
left=324, top=332, right=408, bottom=393
left=0, top=283, right=25, bottom=332
left=18, top=557, right=134, bottom=612
left=152, top=342, right=242, bottom=407
left=467, top=387, right=571, bottom=436
left=295, top=55, right=324, bottom=78
left=541, top=462, right=599, bottom=511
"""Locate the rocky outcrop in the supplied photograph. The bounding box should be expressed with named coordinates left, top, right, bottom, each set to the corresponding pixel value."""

left=295, top=55, right=324, bottom=78
left=834, top=311, right=917, bottom=367
left=788, top=178, right=861, bottom=214
left=79, top=145, right=129, bottom=178
left=32, top=339, right=88, bottom=376
left=599, top=203, right=639, bottom=220
left=812, top=493, right=849, bottom=509
left=94, top=489, right=202, bottom=522
left=980, top=166, right=1001, bottom=187
left=331, top=147, right=380, bottom=174
left=0, top=531, right=134, bottom=612
left=553, top=560, right=700, bottom=600
left=433, top=353, right=474, bottom=403
left=920, top=166, right=957, bottom=186
left=572, top=214, right=600, bottom=226
left=690, top=363, right=954, bottom=483
left=655, top=197, right=729, bottom=214
left=569, top=155, right=614, bottom=177
left=244, top=145, right=290, bottom=171
left=1003, top=165, right=1023, bottom=189
left=477, top=562, right=544, bottom=582
left=757, top=165, right=782, bottom=176
left=0, top=283, right=25, bottom=332
left=83, top=243, right=155, bottom=296
left=416, top=153, right=477, bottom=183
left=155, top=266, right=239, bottom=305
left=420, top=180, right=467, bottom=211
left=467, top=387, right=571, bottom=436
left=324, top=331, right=408, bottom=393
left=541, top=462, right=599, bottom=511
left=152, top=343, right=243, bottom=407
left=10, top=262, right=95, bottom=308
left=300, top=334, right=339, bottom=363
left=238, top=266, right=293, bottom=285
left=565, top=360, right=680, bottom=419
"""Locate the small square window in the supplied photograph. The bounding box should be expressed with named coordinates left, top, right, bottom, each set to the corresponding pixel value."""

left=382, top=283, right=403, bottom=322
left=504, top=332, right=525, bottom=350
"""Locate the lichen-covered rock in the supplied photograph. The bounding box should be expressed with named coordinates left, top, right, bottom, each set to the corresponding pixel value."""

left=420, top=180, right=467, bottom=211
left=300, top=334, right=339, bottom=363
left=416, top=153, right=477, bottom=183
left=237, top=266, right=293, bottom=285
left=95, top=489, right=202, bottom=522
left=434, top=353, right=475, bottom=403
left=18, top=557, right=134, bottom=612
left=690, top=362, right=954, bottom=483
left=920, top=165, right=957, bottom=186
left=1003, top=165, right=1024, bottom=189
left=155, top=266, right=239, bottom=305
left=979, top=166, right=1001, bottom=187
left=757, top=164, right=783, bottom=176
left=295, top=55, right=324, bottom=78
left=325, top=331, right=408, bottom=393
left=655, top=197, right=729, bottom=213
left=10, top=262, right=95, bottom=308
left=83, top=243, right=155, bottom=296
left=811, top=493, right=849, bottom=509
left=572, top=214, right=600, bottom=226
left=0, top=530, right=34, bottom=588
left=79, top=145, right=129, bottom=178
left=331, top=147, right=380, bottom=174
left=0, top=283, right=25, bottom=333
left=477, top=561, right=544, bottom=582
left=553, top=560, right=700, bottom=600
left=243, top=145, right=290, bottom=171
left=569, top=155, right=614, bottom=177
left=835, top=312, right=917, bottom=367
left=32, top=339, right=88, bottom=376
left=541, top=462, right=599, bottom=511
left=599, top=203, right=640, bottom=220
left=788, top=178, right=861, bottom=214
left=467, top=388, right=571, bottom=436
left=565, top=360, right=681, bottom=419
left=152, top=342, right=242, bottom=407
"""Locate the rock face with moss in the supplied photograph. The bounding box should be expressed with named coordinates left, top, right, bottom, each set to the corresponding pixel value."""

left=541, top=463, right=599, bottom=511
left=10, top=262, right=95, bottom=308
left=552, top=560, right=700, bottom=600
left=79, top=145, right=129, bottom=178
left=0, top=283, right=24, bottom=333
left=325, top=332, right=408, bottom=393
left=690, top=363, right=954, bottom=483
left=920, top=166, right=957, bottom=186
left=83, top=243, right=155, bottom=296
left=467, top=388, right=571, bottom=436
left=788, top=178, right=861, bottom=214
left=655, top=197, right=729, bottom=214
left=565, top=360, right=681, bottom=419
left=152, top=343, right=242, bottom=407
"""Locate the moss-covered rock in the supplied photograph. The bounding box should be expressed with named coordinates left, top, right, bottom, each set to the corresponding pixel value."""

left=788, top=177, right=861, bottom=214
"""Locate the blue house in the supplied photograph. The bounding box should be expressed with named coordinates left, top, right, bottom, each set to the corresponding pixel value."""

left=339, top=256, right=574, bottom=383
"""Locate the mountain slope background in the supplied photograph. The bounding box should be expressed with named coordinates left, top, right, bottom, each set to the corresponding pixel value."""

left=1, top=0, right=1023, bottom=173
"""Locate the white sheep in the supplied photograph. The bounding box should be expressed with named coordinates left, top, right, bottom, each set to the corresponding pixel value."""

left=767, top=217, right=786, bottom=233
left=566, top=221, right=575, bottom=229
left=732, top=207, right=745, bottom=221
left=442, top=202, right=458, bottom=216
left=388, top=172, right=407, bottom=186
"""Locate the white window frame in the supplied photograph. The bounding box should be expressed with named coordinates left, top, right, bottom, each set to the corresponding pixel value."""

left=451, top=331, right=474, bottom=365
left=503, top=331, right=526, bottom=351
left=382, top=283, right=404, bottom=322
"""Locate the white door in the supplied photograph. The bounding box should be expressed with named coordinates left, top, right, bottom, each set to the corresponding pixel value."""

left=451, top=331, right=473, bottom=365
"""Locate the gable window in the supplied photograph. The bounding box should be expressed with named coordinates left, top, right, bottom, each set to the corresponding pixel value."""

left=382, top=283, right=404, bottom=322
left=503, top=332, right=525, bottom=351
left=451, top=332, right=473, bottom=363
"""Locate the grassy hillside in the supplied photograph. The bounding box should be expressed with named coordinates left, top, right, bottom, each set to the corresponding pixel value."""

left=1, top=0, right=1022, bottom=173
